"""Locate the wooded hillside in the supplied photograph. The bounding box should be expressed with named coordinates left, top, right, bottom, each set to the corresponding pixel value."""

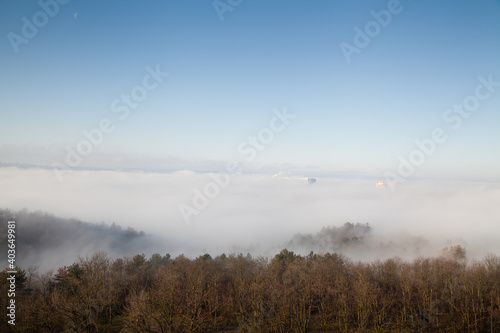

left=2, top=249, right=500, bottom=332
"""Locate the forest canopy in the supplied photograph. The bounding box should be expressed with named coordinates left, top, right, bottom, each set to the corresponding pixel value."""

left=1, top=209, right=499, bottom=332
left=1, top=250, right=500, bottom=332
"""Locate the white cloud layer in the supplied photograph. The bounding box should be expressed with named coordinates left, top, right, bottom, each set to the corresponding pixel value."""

left=1, top=167, right=500, bottom=260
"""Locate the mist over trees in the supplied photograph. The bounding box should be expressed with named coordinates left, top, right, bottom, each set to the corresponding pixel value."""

left=286, top=222, right=373, bottom=253
left=0, top=209, right=158, bottom=271
left=284, top=222, right=448, bottom=261
left=0, top=209, right=471, bottom=273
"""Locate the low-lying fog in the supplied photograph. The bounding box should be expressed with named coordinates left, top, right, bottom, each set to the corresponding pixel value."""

left=1, top=167, right=499, bottom=272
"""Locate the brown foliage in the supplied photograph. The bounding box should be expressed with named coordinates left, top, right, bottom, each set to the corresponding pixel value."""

left=3, top=251, right=500, bottom=332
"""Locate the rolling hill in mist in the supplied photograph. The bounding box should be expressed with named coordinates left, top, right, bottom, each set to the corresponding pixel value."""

left=0, top=208, right=163, bottom=272
left=0, top=208, right=475, bottom=273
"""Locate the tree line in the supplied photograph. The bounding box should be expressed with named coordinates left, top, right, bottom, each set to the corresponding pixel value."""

left=1, top=249, right=500, bottom=332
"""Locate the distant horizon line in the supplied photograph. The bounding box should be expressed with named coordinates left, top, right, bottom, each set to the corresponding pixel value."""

left=1, top=160, right=498, bottom=184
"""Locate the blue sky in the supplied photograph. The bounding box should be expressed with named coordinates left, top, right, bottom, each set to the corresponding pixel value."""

left=1, top=0, right=500, bottom=180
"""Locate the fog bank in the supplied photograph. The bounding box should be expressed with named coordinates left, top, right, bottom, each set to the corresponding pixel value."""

left=1, top=167, right=499, bottom=269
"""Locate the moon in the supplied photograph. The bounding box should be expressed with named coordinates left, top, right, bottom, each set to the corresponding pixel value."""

left=74, top=12, right=78, bottom=19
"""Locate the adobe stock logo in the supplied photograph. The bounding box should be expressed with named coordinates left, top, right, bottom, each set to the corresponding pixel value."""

left=339, top=0, right=407, bottom=64
left=7, top=0, right=70, bottom=54
left=213, top=0, right=243, bottom=21
left=52, top=65, right=168, bottom=182
left=178, top=107, right=296, bottom=224
left=384, top=74, right=499, bottom=191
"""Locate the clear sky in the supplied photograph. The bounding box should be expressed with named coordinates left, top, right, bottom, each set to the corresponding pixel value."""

left=1, top=0, right=500, bottom=181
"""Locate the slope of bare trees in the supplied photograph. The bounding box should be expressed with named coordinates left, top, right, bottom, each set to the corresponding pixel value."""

left=1, top=250, right=500, bottom=332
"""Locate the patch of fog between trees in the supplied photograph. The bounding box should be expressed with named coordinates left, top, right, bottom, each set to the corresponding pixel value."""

left=0, top=167, right=500, bottom=272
